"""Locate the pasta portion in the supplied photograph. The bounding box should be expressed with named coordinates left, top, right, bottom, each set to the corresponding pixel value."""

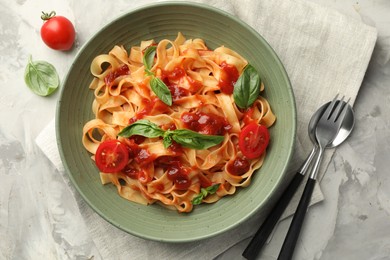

left=82, top=33, right=276, bottom=212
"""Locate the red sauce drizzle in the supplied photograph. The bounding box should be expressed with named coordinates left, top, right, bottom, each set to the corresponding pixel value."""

left=161, top=67, right=189, bottom=101
left=181, top=111, right=232, bottom=135
left=123, top=166, right=139, bottom=179
left=137, top=170, right=151, bottom=183
left=167, top=141, right=184, bottom=155
left=121, top=139, right=140, bottom=158
left=186, top=76, right=203, bottom=93
left=218, top=61, right=239, bottom=94
left=161, top=67, right=203, bottom=100
left=154, top=157, right=191, bottom=191
left=227, top=157, right=250, bottom=176
left=198, top=173, right=213, bottom=188
left=154, top=183, right=165, bottom=192
left=168, top=84, right=191, bottom=101
left=164, top=67, right=186, bottom=80
left=104, top=64, right=130, bottom=88
left=134, top=148, right=156, bottom=166
left=129, top=98, right=170, bottom=124
left=242, top=106, right=256, bottom=126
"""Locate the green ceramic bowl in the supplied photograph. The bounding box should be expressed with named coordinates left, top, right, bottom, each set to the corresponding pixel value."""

left=57, top=2, right=296, bottom=242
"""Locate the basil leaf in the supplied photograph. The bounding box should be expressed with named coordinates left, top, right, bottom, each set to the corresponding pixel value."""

left=192, top=183, right=221, bottom=205
left=142, top=46, right=173, bottom=106
left=143, top=46, right=156, bottom=73
left=150, top=77, right=172, bottom=106
left=24, top=55, right=60, bottom=96
left=233, top=64, right=260, bottom=109
left=170, top=129, right=224, bottom=150
left=192, top=193, right=204, bottom=205
left=118, top=119, right=164, bottom=138
left=162, top=131, right=173, bottom=148
left=119, top=119, right=223, bottom=150
left=206, top=183, right=220, bottom=194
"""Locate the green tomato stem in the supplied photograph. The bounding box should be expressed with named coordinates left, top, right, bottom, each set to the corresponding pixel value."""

left=41, top=11, right=56, bottom=21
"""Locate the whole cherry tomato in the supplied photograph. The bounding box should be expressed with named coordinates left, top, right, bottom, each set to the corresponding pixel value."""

left=40, top=11, right=75, bottom=51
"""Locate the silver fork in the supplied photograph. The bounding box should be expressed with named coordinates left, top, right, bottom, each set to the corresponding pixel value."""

left=277, top=95, right=350, bottom=260
left=310, top=95, right=350, bottom=180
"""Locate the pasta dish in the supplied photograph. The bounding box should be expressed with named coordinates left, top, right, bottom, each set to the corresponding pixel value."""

left=82, top=33, right=276, bottom=213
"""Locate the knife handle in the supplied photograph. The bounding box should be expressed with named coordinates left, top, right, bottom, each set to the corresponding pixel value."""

left=277, top=177, right=316, bottom=260
left=242, top=172, right=304, bottom=260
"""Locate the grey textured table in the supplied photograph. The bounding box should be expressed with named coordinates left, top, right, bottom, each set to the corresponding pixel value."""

left=1, top=0, right=389, bottom=259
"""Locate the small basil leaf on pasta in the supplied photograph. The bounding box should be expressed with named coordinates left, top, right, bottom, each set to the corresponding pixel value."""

left=191, top=194, right=204, bottom=205
left=143, top=46, right=156, bottom=73
left=170, top=129, right=224, bottom=150
left=233, top=64, right=260, bottom=109
left=118, top=119, right=164, bottom=138
left=192, top=184, right=221, bottom=205
left=206, top=183, right=220, bottom=194
left=150, top=77, right=173, bottom=106
left=24, top=55, right=59, bottom=96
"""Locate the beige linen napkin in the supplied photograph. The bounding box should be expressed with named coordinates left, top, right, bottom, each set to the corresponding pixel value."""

left=36, top=0, right=377, bottom=259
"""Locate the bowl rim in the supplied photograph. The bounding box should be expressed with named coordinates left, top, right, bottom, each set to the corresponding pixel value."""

left=56, top=1, right=296, bottom=242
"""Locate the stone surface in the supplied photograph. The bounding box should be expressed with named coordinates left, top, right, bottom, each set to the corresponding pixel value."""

left=1, top=0, right=389, bottom=259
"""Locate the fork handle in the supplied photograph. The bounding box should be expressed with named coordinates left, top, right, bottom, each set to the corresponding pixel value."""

left=277, top=177, right=316, bottom=260
left=242, top=172, right=304, bottom=260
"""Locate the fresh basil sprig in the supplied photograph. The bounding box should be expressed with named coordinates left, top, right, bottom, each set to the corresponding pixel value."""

left=24, top=55, right=60, bottom=96
left=192, top=183, right=221, bottom=205
left=143, top=46, right=172, bottom=106
left=233, top=64, right=260, bottom=109
left=118, top=119, right=224, bottom=150
left=118, top=119, right=164, bottom=138
left=168, top=129, right=224, bottom=150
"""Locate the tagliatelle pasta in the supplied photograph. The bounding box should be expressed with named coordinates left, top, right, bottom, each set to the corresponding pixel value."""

left=82, top=32, right=276, bottom=213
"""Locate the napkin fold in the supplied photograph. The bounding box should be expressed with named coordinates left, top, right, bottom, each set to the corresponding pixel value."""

left=36, top=0, right=377, bottom=259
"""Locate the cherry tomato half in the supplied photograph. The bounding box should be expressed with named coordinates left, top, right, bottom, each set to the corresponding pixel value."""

left=238, top=122, right=270, bottom=159
left=95, top=140, right=129, bottom=173
left=40, top=11, right=75, bottom=51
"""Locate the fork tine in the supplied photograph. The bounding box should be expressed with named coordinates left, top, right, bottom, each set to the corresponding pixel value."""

left=322, top=94, right=339, bottom=120
left=329, top=96, right=345, bottom=122
left=335, top=99, right=350, bottom=123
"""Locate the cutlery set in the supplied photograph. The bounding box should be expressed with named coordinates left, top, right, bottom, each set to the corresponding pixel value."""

left=242, top=95, right=355, bottom=260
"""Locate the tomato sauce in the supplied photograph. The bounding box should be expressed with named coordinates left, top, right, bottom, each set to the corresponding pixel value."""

left=167, top=141, right=184, bottom=155
left=168, top=84, right=191, bottom=101
left=163, top=67, right=186, bottom=80
left=181, top=111, right=232, bottom=135
left=128, top=135, right=146, bottom=145
left=134, top=148, right=156, bottom=166
left=186, top=76, right=203, bottom=93
left=198, top=173, right=213, bottom=188
left=218, top=61, right=239, bottom=94
left=166, top=163, right=191, bottom=190
left=161, top=67, right=203, bottom=100
left=123, top=166, right=139, bottom=179
left=122, top=138, right=156, bottom=166
left=104, top=64, right=130, bottom=88
left=137, top=170, right=151, bottom=183
left=227, top=157, right=250, bottom=176
left=153, top=183, right=165, bottom=192
left=242, top=106, right=256, bottom=126
left=129, top=98, right=170, bottom=124
left=154, top=157, right=191, bottom=191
